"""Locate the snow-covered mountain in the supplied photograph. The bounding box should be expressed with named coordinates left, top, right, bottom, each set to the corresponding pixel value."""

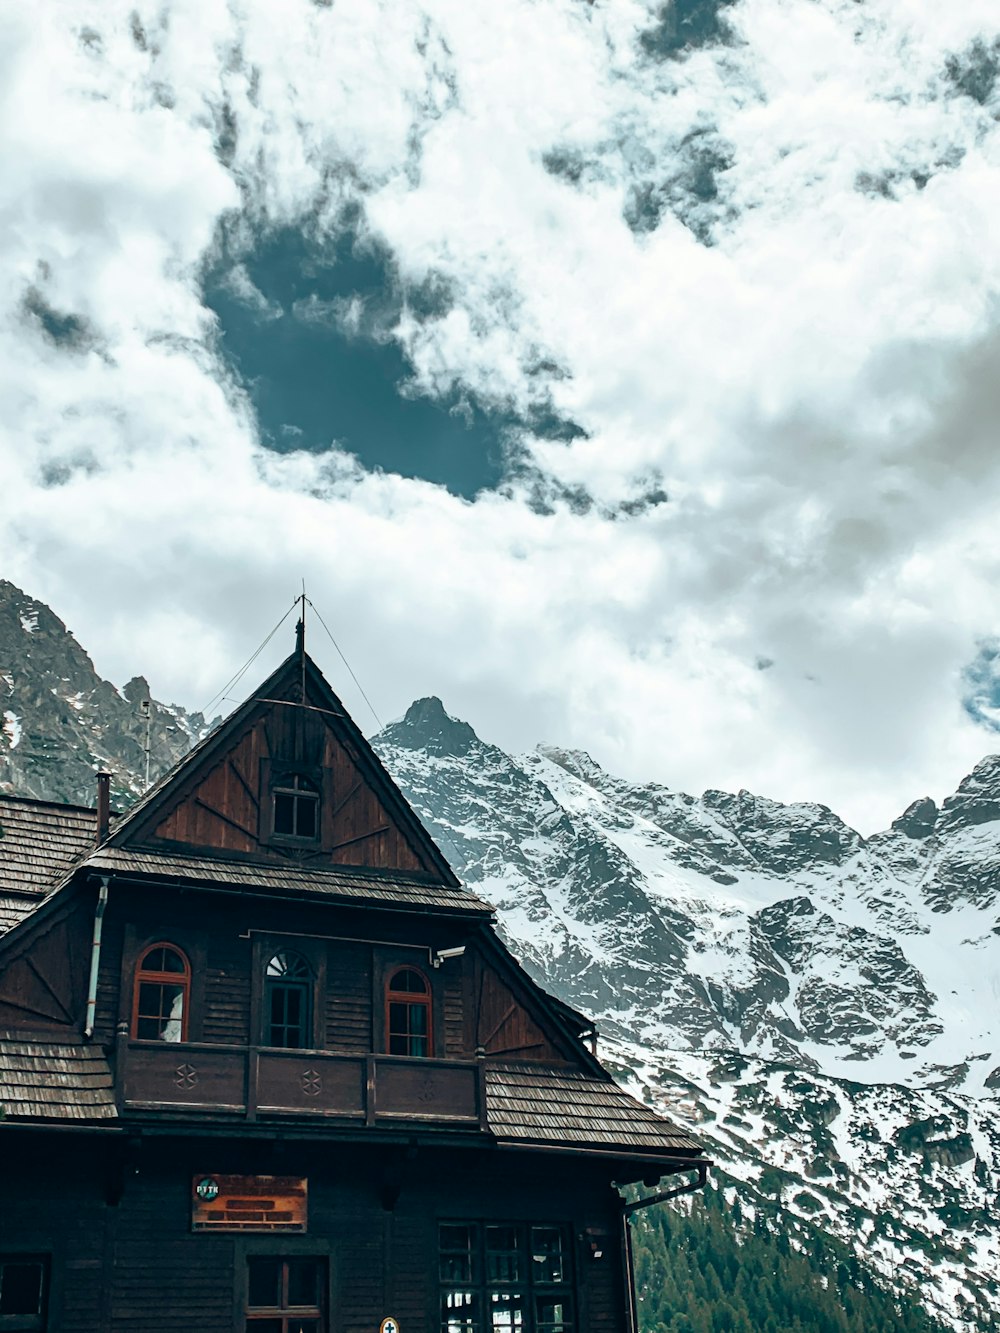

left=374, top=697, right=1000, bottom=1331
left=0, top=581, right=214, bottom=806
left=3, top=583, right=998, bottom=1330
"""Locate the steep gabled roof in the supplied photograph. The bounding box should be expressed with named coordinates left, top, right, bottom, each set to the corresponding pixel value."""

left=106, top=647, right=462, bottom=888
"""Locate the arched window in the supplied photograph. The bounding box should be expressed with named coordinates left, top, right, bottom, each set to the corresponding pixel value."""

left=386, top=967, right=432, bottom=1057
left=272, top=773, right=320, bottom=840
left=132, top=943, right=190, bottom=1042
left=264, top=951, right=313, bottom=1049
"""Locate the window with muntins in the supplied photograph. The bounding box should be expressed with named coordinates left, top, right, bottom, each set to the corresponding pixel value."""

left=272, top=774, right=320, bottom=841
left=245, top=1257, right=325, bottom=1332
left=265, top=952, right=313, bottom=1049
left=0, top=1255, right=49, bottom=1332
left=132, top=943, right=190, bottom=1042
left=386, top=967, right=432, bottom=1057
left=439, top=1224, right=573, bottom=1333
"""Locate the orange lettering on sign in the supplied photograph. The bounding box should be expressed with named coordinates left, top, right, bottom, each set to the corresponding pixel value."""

left=191, top=1175, right=307, bottom=1232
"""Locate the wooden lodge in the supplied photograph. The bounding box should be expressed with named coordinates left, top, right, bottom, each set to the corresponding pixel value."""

left=0, top=634, right=706, bottom=1333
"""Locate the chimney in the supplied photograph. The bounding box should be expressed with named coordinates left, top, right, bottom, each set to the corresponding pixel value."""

left=96, top=771, right=111, bottom=845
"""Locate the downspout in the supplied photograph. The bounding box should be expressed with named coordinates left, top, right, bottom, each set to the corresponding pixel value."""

left=617, top=1162, right=709, bottom=1333
left=84, top=877, right=109, bottom=1039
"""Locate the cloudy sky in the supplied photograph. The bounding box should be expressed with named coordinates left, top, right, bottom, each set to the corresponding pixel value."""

left=3, top=0, right=1000, bottom=832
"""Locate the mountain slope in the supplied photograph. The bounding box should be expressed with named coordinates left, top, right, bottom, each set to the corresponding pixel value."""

left=0, top=581, right=213, bottom=806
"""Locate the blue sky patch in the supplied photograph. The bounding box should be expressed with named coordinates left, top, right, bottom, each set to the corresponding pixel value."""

left=202, top=219, right=581, bottom=499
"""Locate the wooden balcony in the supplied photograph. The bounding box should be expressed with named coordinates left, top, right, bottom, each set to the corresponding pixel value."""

left=117, top=1038, right=486, bottom=1130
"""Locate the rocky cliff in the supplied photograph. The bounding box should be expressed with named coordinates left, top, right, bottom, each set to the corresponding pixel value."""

left=0, top=581, right=213, bottom=806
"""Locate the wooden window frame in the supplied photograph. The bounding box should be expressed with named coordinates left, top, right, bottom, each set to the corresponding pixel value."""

left=251, top=937, right=326, bottom=1052
left=0, top=1253, right=50, bottom=1332
left=385, top=965, right=434, bottom=1058
left=260, top=761, right=325, bottom=848
left=263, top=950, right=314, bottom=1050
left=233, top=1238, right=333, bottom=1333
left=438, top=1222, right=576, bottom=1333
left=131, top=942, right=191, bottom=1043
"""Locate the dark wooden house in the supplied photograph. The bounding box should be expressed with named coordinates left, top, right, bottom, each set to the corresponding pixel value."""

left=0, top=639, right=705, bottom=1333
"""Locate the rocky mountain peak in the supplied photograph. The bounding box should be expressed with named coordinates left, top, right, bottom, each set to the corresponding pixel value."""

left=0, top=581, right=213, bottom=806
left=891, top=796, right=938, bottom=839
left=380, top=695, right=480, bottom=757
left=936, top=753, right=1000, bottom=833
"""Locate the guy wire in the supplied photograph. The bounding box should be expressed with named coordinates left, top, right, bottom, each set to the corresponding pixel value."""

left=307, top=598, right=385, bottom=733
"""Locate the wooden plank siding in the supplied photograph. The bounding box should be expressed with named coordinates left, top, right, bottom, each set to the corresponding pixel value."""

left=476, top=963, right=566, bottom=1063
left=0, top=1136, right=629, bottom=1333
left=0, top=895, right=94, bottom=1033
left=145, top=708, right=431, bottom=878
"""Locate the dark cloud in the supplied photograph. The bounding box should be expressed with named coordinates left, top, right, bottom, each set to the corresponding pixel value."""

left=944, top=37, right=1000, bottom=107
left=21, top=287, right=97, bottom=353
left=623, top=129, right=733, bottom=242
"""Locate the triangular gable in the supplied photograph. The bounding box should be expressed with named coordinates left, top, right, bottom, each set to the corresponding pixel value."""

left=108, top=650, right=459, bottom=886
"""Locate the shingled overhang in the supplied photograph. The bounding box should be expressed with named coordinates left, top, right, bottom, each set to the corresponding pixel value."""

left=73, top=846, right=494, bottom=918
left=0, top=1034, right=116, bottom=1124
left=0, top=794, right=100, bottom=934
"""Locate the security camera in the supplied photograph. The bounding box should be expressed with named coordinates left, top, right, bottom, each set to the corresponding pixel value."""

left=431, top=946, right=466, bottom=968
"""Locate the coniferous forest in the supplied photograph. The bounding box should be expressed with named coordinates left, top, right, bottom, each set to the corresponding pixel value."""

left=630, top=1182, right=956, bottom=1333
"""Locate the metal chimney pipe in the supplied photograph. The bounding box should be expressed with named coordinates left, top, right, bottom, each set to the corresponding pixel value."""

left=96, top=771, right=111, bottom=845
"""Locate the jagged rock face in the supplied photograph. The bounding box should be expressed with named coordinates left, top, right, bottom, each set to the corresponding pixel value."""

left=375, top=720, right=999, bottom=1098
left=0, top=582, right=213, bottom=806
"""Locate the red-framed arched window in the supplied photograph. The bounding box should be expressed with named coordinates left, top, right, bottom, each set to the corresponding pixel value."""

left=132, top=943, right=190, bottom=1042
left=385, top=967, right=432, bottom=1057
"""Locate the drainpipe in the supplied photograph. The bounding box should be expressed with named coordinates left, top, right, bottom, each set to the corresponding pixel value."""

left=96, top=771, right=111, bottom=844
left=84, top=877, right=109, bottom=1039
left=617, top=1162, right=709, bottom=1333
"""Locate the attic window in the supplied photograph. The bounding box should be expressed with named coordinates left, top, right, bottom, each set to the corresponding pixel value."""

left=272, top=774, right=319, bottom=841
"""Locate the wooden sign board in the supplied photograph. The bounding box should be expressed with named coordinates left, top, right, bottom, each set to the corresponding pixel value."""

left=191, top=1175, right=307, bottom=1232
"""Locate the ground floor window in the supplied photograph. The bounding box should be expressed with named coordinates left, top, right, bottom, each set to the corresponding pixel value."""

left=0, top=1255, right=48, bottom=1331
left=440, top=1223, right=573, bottom=1333
left=245, top=1257, right=325, bottom=1333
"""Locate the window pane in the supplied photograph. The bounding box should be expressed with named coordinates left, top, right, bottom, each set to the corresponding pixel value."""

left=286, top=1259, right=321, bottom=1308
left=0, top=1261, right=44, bottom=1315
left=486, top=1225, right=523, bottom=1283
left=274, top=792, right=295, bottom=835
left=390, top=969, right=428, bottom=994
left=247, top=1258, right=281, bottom=1309
left=142, top=946, right=185, bottom=974
left=440, top=1225, right=477, bottom=1282
left=488, top=1289, right=525, bottom=1333
left=409, top=1004, right=428, bottom=1036
left=535, top=1297, right=571, bottom=1333
left=137, top=981, right=185, bottom=1041
left=442, top=1289, right=477, bottom=1333
left=288, top=1322, right=321, bottom=1333
left=531, top=1229, right=566, bottom=1283
left=245, top=1320, right=283, bottom=1332
left=296, top=798, right=317, bottom=839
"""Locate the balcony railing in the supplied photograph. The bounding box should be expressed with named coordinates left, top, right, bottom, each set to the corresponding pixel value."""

left=117, top=1037, right=486, bottom=1130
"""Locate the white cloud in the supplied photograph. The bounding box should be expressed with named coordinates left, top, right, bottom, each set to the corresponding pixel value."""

left=3, top=0, right=1000, bottom=833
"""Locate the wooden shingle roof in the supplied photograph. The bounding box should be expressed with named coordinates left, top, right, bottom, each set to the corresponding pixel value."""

left=0, top=795, right=97, bottom=934
left=0, top=1035, right=117, bottom=1122
left=78, top=846, right=495, bottom=916
left=484, top=1062, right=701, bottom=1156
